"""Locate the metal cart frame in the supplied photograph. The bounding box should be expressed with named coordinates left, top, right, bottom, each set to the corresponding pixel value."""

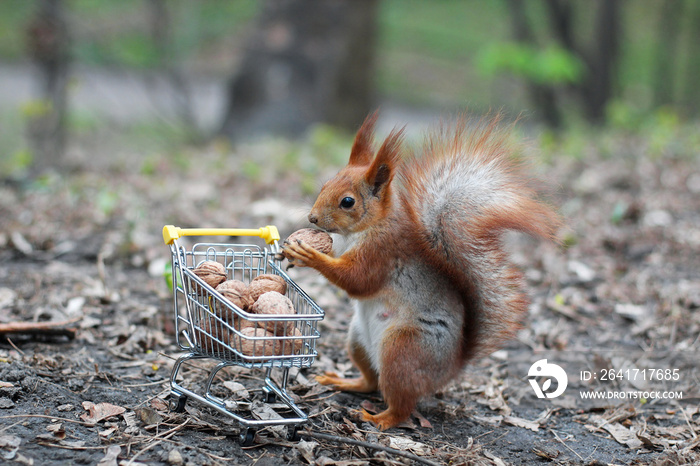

left=162, top=225, right=324, bottom=444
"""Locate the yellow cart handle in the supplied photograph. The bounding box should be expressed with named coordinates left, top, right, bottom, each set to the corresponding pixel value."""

left=162, top=225, right=280, bottom=245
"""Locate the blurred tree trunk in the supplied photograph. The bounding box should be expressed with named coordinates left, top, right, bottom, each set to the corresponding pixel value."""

left=652, top=0, right=684, bottom=108
left=544, top=0, right=575, bottom=50
left=506, top=0, right=622, bottom=126
left=683, top=0, right=700, bottom=114
left=26, top=0, right=70, bottom=174
left=218, top=0, right=378, bottom=140
left=580, top=0, right=621, bottom=123
left=147, top=0, right=201, bottom=141
left=507, top=0, right=561, bottom=127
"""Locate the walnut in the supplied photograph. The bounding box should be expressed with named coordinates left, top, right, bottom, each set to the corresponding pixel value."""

left=216, top=280, right=253, bottom=311
left=280, top=327, right=304, bottom=356
left=282, top=228, right=333, bottom=266
left=249, top=291, right=296, bottom=335
left=238, top=326, right=279, bottom=359
left=194, top=317, right=231, bottom=355
left=237, top=326, right=303, bottom=359
left=249, top=274, right=287, bottom=302
left=192, top=261, right=227, bottom=291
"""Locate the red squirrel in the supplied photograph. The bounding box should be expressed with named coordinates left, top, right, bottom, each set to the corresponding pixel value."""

left=284, top=112, right=560, bottom=430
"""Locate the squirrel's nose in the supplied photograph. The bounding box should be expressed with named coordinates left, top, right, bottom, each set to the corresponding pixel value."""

left=308, top=213, right=318, bottom=224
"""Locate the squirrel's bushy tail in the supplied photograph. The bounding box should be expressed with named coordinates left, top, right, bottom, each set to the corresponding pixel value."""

left=398, top=114, right=560, bottom=361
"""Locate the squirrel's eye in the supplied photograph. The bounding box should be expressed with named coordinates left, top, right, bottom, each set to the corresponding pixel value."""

left=340, top=197, right=355, bottom=209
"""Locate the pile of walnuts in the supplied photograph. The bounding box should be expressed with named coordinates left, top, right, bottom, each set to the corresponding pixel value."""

left=188, top=229, right=332, bottom=359
left=192, top=262, right=302, bottom=358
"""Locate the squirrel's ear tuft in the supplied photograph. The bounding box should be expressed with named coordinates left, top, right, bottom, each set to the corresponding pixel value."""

left=349, top=111, right=379, bottom=166
left=366, top=127, right=405, bottom=197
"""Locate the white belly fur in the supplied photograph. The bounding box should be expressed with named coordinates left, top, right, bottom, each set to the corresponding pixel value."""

left=331, top=231, right=391, bottom=372
left=349, top=297, right=391, bottom=372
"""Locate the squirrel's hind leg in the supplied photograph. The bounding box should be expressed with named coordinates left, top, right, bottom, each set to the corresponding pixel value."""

left=316, top=340, right=379, bottom=393
left=364, top=326, right=440, bottom=430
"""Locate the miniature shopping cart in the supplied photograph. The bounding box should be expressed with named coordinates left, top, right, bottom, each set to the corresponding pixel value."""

left=162, top=225, right=324, bottom=445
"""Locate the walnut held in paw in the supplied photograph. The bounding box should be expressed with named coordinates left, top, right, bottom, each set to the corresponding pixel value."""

left=192, top=261, right=227, bottom=291
left=249, top=274, right=287, bottom=302
left=283, top=229, right=333, bottom=266
left=216, top=279, right=253, bottom=311
left=249, top=291, right=296, bottom=336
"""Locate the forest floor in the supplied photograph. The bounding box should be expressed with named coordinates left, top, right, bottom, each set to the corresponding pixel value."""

left=1, top=116, right=699, bottom=465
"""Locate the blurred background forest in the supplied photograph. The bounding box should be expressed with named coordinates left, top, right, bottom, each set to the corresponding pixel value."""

left=1, top=0, right=699, bottom=180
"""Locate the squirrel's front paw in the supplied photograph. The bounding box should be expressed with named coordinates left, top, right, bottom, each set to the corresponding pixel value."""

left=283, top=240, right=323, bottom=267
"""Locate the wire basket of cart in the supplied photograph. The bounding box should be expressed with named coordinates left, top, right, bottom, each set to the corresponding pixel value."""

left=162, top=225, right=324, bottom=445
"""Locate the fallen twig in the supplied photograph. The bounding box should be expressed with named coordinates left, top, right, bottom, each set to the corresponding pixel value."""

left=0, top=413, right=91, bottom=426
left=302, top=430, right=442, bottom=466
left=0, top=318, right=80, bottom=339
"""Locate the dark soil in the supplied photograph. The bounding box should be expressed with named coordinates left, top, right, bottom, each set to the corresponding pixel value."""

left=1, top=125, right=699, bottom=465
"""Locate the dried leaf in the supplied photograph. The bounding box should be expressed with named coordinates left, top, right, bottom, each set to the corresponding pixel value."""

left=387, top=436, right=430, bottom=455
left=503, top=415, right=540, bottom=432
left=135, top=407, right=162, bottom=426
left=56, top=403, right=75, bottom=412
left=0, top=434, right=21, bottom=460
left=80, top=401, right=126, bottom=426
left=412, top=410, right=433, bottom=429
left=123, top=411, right=139, bottom=434
left=46, top=423, right=66, bottom=439
left=359, top=399, right=378, bottom=413
left=637, top=432, right=664, bottom=450
left=586, top=415, right=643, bottom=449
left=483, top=449, right=507, bottom=466
left=533, top=446, right=560, bottom=459
left=97, top=445, right=121, bottom=466
left=250, top=401, right=285, bottom=436
left=35, top=433, right=62, bottom=443
left=150, top=397, right=168, bottom=412
left=295, top=439, right=318, bottom=463
left=472, top=414, right=503, bottom=426
left=339, top=417, right=359, bottom=435
left=224, top=381, right=249, bottom=399
left=99, top=426, right=118, bottom=438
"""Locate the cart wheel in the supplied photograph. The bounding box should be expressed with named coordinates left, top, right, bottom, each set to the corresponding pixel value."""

left=239, top=427, right=256, bottom=446
left=286, top=425, right=300, bottom=442
left=262, top=387, right=276, bottom=404
left=170, top=395, right=187, bottom=413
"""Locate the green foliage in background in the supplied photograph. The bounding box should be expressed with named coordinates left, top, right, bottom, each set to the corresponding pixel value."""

left=476, top=42, right=585, bottom=85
